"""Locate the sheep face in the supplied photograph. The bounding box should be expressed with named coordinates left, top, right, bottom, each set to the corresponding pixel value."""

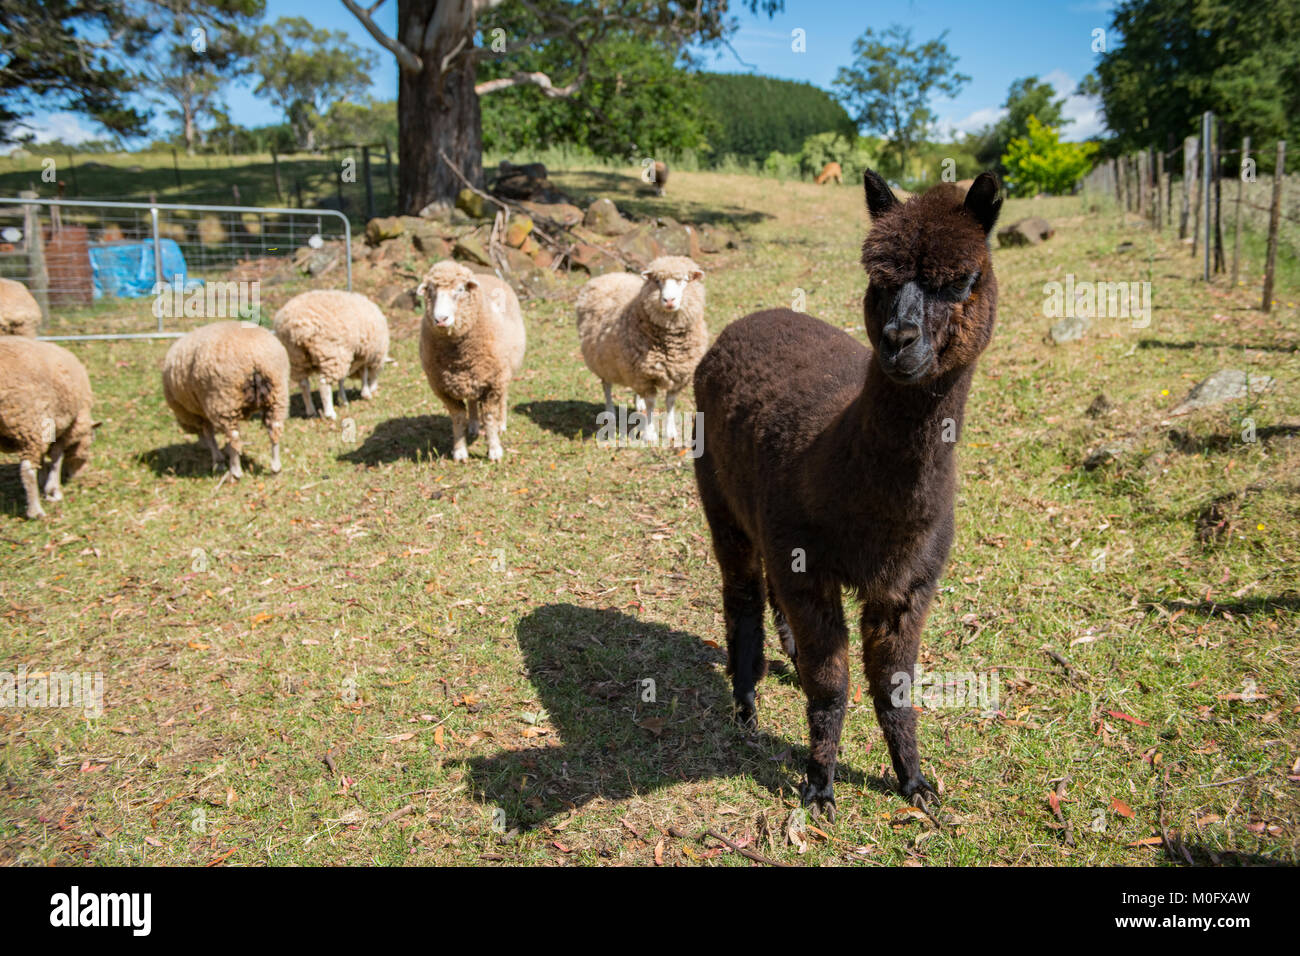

left=640, top=257, right=704, bottom=317
left=418, top=262, right=479, bottom=332
left=860, top=170, right=1001, bottom=386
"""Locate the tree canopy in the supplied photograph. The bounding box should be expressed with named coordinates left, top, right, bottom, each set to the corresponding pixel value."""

left=974, top=76, right=1070, bottom=169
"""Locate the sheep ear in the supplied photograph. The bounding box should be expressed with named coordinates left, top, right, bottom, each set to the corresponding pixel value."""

left=688, top=269, right=704, bottom=282
left=863, top=169, right=899, bottom=219
left=964, top=171, right=1003, bottom=235
left=640, top=269, right=652, bottom=279
left=465, top=278, right=479, bottom=291
left=416, top=279, right=429, bottom=298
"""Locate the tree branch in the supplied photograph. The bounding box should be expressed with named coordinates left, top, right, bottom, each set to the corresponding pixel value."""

left=474, top=70, right=583, bottom=98
left=340, top=0, right=423, bottom=73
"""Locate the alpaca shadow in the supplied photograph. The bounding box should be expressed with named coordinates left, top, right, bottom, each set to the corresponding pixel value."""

left=515, top=400, right=605, bottom=440
left=337, top=414, right=451, bottom=465
left=1168, top=424, right=1300, bottom=454
left=136, top=442, right=277, bottom=479
left=460, top=603, right=879, bottom=829
left=1142, top=594, right=1300, bottom=618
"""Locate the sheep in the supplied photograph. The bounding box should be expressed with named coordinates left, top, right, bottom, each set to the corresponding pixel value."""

left=0, top=278, right=41, bottom=337
left=272, top=289, right=390, bottom=420
left=0, top=337, right=94, bottom=519
left=692, top=171, right=1003, bottom=820
left=416, top=260, right=526, bottom=463
left=652, top=160, right=669, bottom=196
left=161, top=321, right=290, bottom=479
left=814, top=161, right=843, bottom=185
left=574, top=255, right=707, bottom=445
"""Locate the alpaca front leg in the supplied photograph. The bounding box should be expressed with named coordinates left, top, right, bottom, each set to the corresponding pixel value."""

left=19, top=459, right=44, bottom=519
left=300, top=378, right=317, bottom=417
left=776, top=580, right=850, bottom=821
left=318, top=380, right=336, bottom=420
left=449, top=404, right=469, bottom=462
left=42, top=442, right=64, bottom=501
left=863, top=588, right=939, bottom=805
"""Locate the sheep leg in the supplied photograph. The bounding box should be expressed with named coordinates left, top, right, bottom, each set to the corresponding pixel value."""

left=366, top=364, right=380, bottom=397
left=602, top=382, right=614, bottom=421
left=267, top=420, right=282, bottom=474
left=19, top=459, right=45, bottom=519
left=663, top=391, right=679, bottom=446
left=776, top=579, right=850, bottom=822
left=862, top=587, right=939, bottom=806
left=482, top=390, right=505, bottom=462
left=640, top=394, right=659, bottom=444
left=449, top=403, right=470, bottom=462
left=299, top=378, right=317, bottom=417
left=498, top=395, right=508, bottom=435
left=318, top=381, right=336, bottom=420
left=696, top=473, right=765, bottom=730
left=42, top=442, right=64, bottom=501
left=360, top=366, right=375, bottom=400
left=200, top=425, right=223, bottom=470
left=336, top=376, right=349, bottom=407
left=466, top=399, right=479, bottom=440
left=223, top=429, right=243, bottom=479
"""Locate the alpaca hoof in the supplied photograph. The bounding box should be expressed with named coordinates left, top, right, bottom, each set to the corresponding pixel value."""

left=902, top=774, right=939, bottom=807
left=801, top=780, right=837, bottom=823
left=732, top=693, right=758, bottom=731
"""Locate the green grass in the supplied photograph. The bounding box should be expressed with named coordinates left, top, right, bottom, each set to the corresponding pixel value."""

left=0, top=167, right=1296, bottom=866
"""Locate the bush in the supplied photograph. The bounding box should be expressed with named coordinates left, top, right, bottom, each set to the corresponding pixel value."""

left=1001, top=116, right=1098, bottom=196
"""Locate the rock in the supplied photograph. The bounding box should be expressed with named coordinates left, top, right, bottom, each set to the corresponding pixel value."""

left=456, top=188, right=487, bottom=219
left=584, top=198, right=632, bottom=236
left=295, top=244, right=343, bottom=278
left=366, top=216, right=404, bottom=245
left=415, top=233, right=452, bottom=260
left=1083, top=440, right=1132, bottom=470
left=1085, top=393, right=1114, bottom=418
left=532, top=247, right=555, bottom=269
left=501, top=246, right=536, bottom=275
left=376, top=282, right=419, bottom=312
left=453, top=227, right=493, bottom=266
left=377, top=234, right=416, bottom=265
left=650, top=217, right=701, bottom=258
left=1170, top=369, right=1276, bottom=416
left=519, top=201, right=584, bottom=228
left=567, top=243, right=622, bottom=276
left=997, top=217, right=1054, bottom=247
left=491, top=161, right=567, bottom=203
left=505, top=216, right=534, bottom=248
left=515, top=267, right=563, bottom=299
left=614, top=225, right=665, bottom=268
left=418, top=201, right=454, bottom=222
left=1048, top=314, right=1090, bottom=344
left=518, top=235, right=540, bottom=256
left=695, top=224, right=737, bottom=253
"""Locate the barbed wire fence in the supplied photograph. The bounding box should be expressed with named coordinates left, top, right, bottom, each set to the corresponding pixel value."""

left=1082, top=112, right=1293, bottom=312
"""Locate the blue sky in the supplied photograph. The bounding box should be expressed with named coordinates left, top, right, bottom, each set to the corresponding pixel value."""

left=31, top=0, right=1116, bottom=145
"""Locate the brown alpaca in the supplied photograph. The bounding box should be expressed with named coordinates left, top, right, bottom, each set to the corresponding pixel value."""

left=693, top=170, right=1002, bottom=819
left=814, top=161, right=843, bottom=185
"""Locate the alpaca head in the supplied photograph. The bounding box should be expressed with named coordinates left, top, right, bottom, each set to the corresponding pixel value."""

left=640, top=256, right=704, bottom=319
left=859, top=170, right=1001, bottom=385
left=417, top=260, right=480, bottom=332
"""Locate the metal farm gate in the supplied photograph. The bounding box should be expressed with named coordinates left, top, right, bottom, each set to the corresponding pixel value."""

left=0, top=196, right=352, bottom=340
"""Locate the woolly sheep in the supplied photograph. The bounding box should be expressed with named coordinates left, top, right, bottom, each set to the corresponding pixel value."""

left=0, top=337, right=94, bottom=518
left=574, top=255, right=707, bottom=445
left=272, top=289, right=390, bottom=420
left=416, top=260, right=526, bottom=463
left=162, top=321, right=289, bottom=479
left=0, top=278, right=41, bottom=337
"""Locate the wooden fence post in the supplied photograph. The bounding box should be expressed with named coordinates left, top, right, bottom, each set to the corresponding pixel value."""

left=1261, top=140, right=1287, bottom=312
left=1181, top=135, right=1197, bottom=239
left=1154, top=151, right=1164, bottom=230
left=1230, top=137, right=1249, bottom=285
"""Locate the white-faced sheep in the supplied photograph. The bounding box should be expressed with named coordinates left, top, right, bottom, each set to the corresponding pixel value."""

left=162, top=321, right=289, bottom=479
left=416, top=261, right=526, bottom=463
left=0, top=337, right=94, bottom=518
left=272, top=289, right=390, bottom=420
left=0, top=278, right=41, bottom=337
left=575, top=255, right=707, bottom=445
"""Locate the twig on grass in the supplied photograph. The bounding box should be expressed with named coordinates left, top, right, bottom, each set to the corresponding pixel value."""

left=667, top=825, right=793, bottom=867
left=1048, top=775, right=1075, bottom=847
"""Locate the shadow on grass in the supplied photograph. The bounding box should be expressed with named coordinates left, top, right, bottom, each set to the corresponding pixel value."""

left=337, top=414, right=451, bottom=465
left=461, top=603, right=882, bottom=829
left=0, top=463, right=31, bottom=518
left=136, top=441, right=278, bottom=478
left=549, top=169, right=771, bottom=226
left=1143, top=594, right=1300, bottom=617
left=1138, top=338, right=1298, bottom=353
left=1168, top=424, right=1300, bottom=454
left=288, top=388, right=365, bottom=420
left=515, top=399, right=604, bottom=440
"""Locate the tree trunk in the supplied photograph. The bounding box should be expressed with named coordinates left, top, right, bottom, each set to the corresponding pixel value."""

left=397, top=0, right=483, bottom=215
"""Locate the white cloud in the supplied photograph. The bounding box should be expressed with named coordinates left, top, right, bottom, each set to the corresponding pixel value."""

left=937, top=105, right=1006, bottom=141
left=1042, top=69, right=1107, bottom=141
left=20, top=113, right=103, bottom=146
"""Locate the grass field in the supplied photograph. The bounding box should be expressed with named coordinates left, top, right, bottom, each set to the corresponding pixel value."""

left=1, top=165, right=1297, bottom=866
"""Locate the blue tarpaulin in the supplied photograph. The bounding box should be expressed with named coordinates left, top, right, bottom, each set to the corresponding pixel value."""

left=88, top=240, right=191, bottom=299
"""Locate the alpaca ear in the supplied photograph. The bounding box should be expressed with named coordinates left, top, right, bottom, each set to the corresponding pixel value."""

left=863, top=169, right=899, bottom=219
left=964, top=171, right=1003, bottom=235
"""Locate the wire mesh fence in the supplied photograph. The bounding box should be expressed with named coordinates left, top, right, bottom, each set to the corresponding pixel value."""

left=0, top=197, right=352, bottom=340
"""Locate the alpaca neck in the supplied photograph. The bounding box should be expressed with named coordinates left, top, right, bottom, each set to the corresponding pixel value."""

left=856, top=357, right=975, bottom=473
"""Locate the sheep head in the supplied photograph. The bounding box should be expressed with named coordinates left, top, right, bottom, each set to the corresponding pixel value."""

left=859, top=170, right=1001, bottom=386
left=639, top=256, right=704, bottom=321
left=418, top=261, right=480, bottom=333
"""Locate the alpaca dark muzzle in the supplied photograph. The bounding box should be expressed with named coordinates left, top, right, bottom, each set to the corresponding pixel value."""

left=879, top=283, right=933, bottom=382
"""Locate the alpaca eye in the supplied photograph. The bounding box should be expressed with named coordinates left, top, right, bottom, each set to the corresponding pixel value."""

left=942, top=272, right=979, bottom=301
